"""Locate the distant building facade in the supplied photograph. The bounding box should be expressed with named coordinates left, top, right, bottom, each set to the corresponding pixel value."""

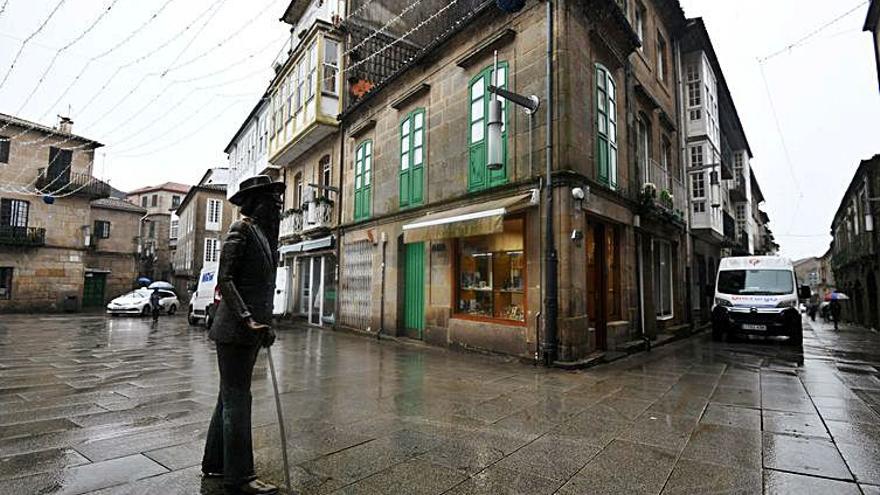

left=0, top=113, right=142, bottom=312
left=866, top=0, right=880, bottom=91
left=87, top=198, right=147, bottom=304
left=831, top=154, right=879, bottom=329
left=126, top=182, right=190, bottom=282
left=172, top=169, right=234, bottom=298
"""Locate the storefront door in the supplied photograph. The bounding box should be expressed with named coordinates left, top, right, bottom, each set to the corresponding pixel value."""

left=297, top=254, right=337, bottom=326
left=82, top=272, right=106, bottom=308
left=403, top=242, right=425, bottom=338
left=298, top=258, right=311, bottom=315
left=586, top=222, right=607, bottom=350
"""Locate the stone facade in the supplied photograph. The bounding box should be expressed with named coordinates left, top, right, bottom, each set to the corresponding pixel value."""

left=172, top=180, right=233, bottom=298
left=86, top=198, right=147, bottom=304
left=329, top=0, right=695, bottom=361
left=126, top=182, right=190, bottom=282
left=0, top=113, right=144, bottom=312
left=831, top=154, right=880, bottom=329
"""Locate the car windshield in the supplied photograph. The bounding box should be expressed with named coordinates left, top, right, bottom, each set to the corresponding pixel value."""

left=717, top=270, right=794, bottom=296
left=123, top=289, right=151, bottom=299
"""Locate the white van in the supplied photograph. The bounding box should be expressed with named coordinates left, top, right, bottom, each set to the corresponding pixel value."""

left=188, top=263, right=219, bottom=328
left=711, top=256, right=811, bottom=345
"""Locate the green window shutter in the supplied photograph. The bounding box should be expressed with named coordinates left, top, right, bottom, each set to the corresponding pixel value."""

left=354, top=140, right=372, bottom=220
left=595, top=64, right=617, bottom=188
left=487, top=62, right=509, bottom=188
left=399, top=116, right=411, bottom=208
left=468, top=64, right=509, bottom=191
left=411, top=109, right=425, bottom=205
left=399, top=109, right=426, bottom=207
left=468, top=70, right=486, bottom=191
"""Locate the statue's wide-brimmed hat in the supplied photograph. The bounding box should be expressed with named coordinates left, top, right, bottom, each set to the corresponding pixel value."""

left=230, top=175, right=285, bottom=206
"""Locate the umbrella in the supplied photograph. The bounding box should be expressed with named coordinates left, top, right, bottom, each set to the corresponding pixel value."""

left=136, top=277, right=152, bottom=287
left=824, top=292, right=850, bottom=301
left=148, top=281, right=174, bottom=290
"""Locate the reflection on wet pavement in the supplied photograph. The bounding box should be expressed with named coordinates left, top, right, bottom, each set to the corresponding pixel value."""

left=0, top=314, right=879, bottom=493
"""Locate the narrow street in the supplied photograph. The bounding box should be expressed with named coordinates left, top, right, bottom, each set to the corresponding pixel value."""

left=1, top=315, right=879, bottom=494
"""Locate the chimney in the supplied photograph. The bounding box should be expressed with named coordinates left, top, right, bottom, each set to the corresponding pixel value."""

left=58, top=116, right=73, bottom=134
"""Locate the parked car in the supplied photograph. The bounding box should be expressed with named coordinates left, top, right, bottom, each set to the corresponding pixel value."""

left=188, top=263, right=219, bottom=328
left=107, top=288, right=179, bottom=316
left=711, top=256, right=810, bottom=345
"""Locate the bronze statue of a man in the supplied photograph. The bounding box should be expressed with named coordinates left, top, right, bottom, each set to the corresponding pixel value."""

left=202, top=175, right=283, bottom=495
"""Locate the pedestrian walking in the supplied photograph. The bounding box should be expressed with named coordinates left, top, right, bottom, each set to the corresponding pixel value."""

left=201, top=176, right=283, bottom=495
left=150, top=288, right=161, bottom=321
left=830, top=300, right=842, bottom=331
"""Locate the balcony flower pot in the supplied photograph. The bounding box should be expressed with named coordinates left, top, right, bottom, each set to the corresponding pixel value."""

left=640, top=183, right=657, bottom=208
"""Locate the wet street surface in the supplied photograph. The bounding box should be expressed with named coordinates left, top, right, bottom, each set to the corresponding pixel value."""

left=1, top=314, right=880, bottom=494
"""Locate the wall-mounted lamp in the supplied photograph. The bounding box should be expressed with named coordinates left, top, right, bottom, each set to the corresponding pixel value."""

left=571, top=186, right=588, bottom=211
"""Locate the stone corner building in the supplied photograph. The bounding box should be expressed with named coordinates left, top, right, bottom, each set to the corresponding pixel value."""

left=0, top=113, right=142, bottom=312
left=172, top=168, right=234, bottom=298
left=328, top=0, right=697, bottom=362
left=830, top=154, right=880, bottom=330
left=228, top=0, right=773, bottom=363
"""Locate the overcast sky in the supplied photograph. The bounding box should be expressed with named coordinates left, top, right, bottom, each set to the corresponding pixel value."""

left=1, top=0, right=877, bottom=260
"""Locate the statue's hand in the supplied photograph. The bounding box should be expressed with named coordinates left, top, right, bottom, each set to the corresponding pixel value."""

left=245, top=317, right=270, bottom=332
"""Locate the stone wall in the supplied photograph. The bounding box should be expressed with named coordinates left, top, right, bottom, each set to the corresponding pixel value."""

left=0, top=247, right=87, bottom=312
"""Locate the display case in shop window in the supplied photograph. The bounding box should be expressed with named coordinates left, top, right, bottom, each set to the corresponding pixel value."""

left=458, top=250, right=524, bottom=322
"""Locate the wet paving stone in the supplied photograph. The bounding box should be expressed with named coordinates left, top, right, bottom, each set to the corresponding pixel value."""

left=762, top=410, right=830, bottom=439
left=762, top=432, right=853, bottom=480
left=679, top=424, right=762, bottom=469
left=699, top=403, right=761, bottom=430
left=557, top=439, right=677, bottom=495
left=763, top=469, right=861, bottom=494
left=0, top=453, right=167, bottom=495
left=661, top=459, right=761, bottom=494
left=0, top=314, right=878, bottom=493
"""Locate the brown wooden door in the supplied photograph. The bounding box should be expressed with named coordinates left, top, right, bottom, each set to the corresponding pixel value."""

left=587, top=221, right=608, bottom=350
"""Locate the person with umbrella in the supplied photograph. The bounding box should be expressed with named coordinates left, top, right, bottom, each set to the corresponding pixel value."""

left=201, top=176, right=282, bottom=495
left=825, top=292, right=849, bottom=330
left=150, top=288, right=162, bottom=321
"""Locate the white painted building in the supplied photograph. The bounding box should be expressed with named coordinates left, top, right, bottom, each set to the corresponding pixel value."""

left=225, top=98, right=269, bottom=200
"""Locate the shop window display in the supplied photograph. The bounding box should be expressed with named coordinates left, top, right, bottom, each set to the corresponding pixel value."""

left=456, top=218, right=525, bottom=322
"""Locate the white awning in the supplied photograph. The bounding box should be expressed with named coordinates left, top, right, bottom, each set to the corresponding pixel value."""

left=279, top=235, right=334, bottom=254
left=402, top=191, right=537, bottom=244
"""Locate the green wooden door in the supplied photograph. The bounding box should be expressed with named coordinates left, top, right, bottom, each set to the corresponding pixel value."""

left=82, top=273, right=106, bottom=308
left=403, top=242, right=425, bottom=338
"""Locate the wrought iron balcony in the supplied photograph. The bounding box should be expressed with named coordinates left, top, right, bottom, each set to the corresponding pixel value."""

left=279, top=209, right=304, bottom=240
left=0, top=226, right=46, bottom=247
left=36, top=169, right=110, bottom=200
left=301, top=198, right=334, bottom=235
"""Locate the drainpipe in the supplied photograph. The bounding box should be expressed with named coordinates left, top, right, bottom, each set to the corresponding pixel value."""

left=542, top=0, right=558, bottom=366
left=674, top=40, right=694, bottom=330
left=334, top=130, right=344, bottom=330
left=378, top=232, right=387, bottom=339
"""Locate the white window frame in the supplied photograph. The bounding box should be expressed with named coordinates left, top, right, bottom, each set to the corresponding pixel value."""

left=206, top=199, right=222, bottom=231
left=690, top=145, right=703, bottom=168
left=204, top=238, right=220, bottom=263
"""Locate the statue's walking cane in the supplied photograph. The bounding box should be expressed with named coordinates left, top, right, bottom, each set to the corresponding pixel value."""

left=265, top=344, right=292, bottom=494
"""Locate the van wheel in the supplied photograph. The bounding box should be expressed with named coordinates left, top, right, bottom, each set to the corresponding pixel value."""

left=167, top=305, right=177, bottom=316
left=711, top=325, right=724, bottom=342
left=187, top=307, right=197, bottom=326
left=141, top=306, right=150, bottom=317
left=789, top=325, right=803, bottom=347
left=205, top=307, right=214, bottom=329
